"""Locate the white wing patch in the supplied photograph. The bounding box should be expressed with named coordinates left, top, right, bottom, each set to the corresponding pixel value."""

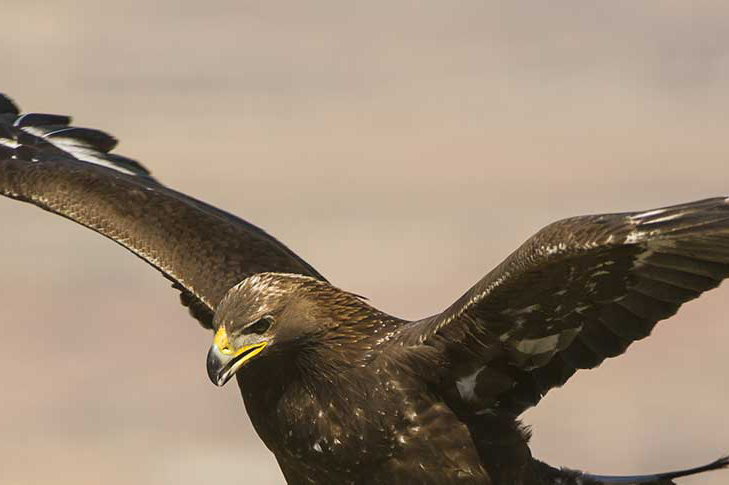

left=455, top=366, right=485, bottom=402
left=640, top=212, right=686, bottom=225
left=625, top=230, right=643, bottom=244
left=544, top=242, right=568, bottom=256
left=514, top=334, right=560, bottom=355
left=630, top=207, right=687, bottom=226
left=629, top=208, right=667, bottom=221
left=501, top=304, right=541, bottom=317
left=0, top=138, right=20, bottom=149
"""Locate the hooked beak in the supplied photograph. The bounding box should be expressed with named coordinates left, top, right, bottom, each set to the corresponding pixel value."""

left=206, top=326, right=268, bottom=387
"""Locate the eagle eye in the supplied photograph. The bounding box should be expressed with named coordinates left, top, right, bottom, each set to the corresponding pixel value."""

left=244, top=316, right=273, bottom=335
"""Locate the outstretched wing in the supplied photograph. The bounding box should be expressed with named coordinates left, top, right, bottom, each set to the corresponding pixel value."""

left=399, top=197, right=729, bottom=416
left=0, top=94, right=325, bottom=329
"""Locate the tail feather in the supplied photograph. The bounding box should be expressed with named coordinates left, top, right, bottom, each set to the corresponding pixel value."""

left=583, top=456, right=729, bottom=484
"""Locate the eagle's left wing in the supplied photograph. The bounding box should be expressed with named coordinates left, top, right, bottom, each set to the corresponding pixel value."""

left=399, top=197, right=729, bottom=417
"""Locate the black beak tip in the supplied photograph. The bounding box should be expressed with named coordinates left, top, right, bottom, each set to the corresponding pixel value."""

left=206, top=346, right=225, bottom=387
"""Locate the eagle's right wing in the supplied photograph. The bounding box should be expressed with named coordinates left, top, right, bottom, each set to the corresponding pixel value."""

left=0, top=94, right=325, bottom=329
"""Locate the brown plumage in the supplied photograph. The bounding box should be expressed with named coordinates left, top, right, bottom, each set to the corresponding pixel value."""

left=1, top=94, right=728, bottom=484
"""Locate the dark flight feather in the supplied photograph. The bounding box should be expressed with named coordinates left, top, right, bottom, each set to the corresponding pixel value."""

left=400, top=197, right=729, bottom=416
left=0, top=94, right=325, bottom=329
left=0, top=95, right=19, bottom=115
left=13, top=113, right=72, bottom=128
left=583, top=456, right=729, bottom=484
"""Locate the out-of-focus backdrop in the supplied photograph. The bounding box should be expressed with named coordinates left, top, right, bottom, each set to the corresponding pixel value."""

left=1, top=2, right=728, bottom=484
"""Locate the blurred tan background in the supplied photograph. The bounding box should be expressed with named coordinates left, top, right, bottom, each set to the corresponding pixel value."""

left=1, top=1, right=728, bottom=484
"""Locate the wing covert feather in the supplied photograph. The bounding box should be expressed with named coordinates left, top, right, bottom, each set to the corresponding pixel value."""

left=399, top=197, right=729, bottom=416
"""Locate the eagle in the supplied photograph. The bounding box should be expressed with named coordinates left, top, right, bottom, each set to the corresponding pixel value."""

left=0, top=93, right=727, bottom=485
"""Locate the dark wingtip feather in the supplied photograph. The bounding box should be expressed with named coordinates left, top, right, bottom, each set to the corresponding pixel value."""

left=652, top=455, right=729, bottom=482
left=0, top=94, right=156, bottom=181
left=105, top=153, right=151, bottom=176
left=712, top=455, right=729, bottom=471
left=0, top=94, right=20, bottom=115
left=584, top=455, right=729, bottom=484
left=45, top=126, right=118, bottom=152
left=0, top=144, right=14, bottom=159
left=0, top=122, right=14, bottom=139
left=14, top=113, right=72, bottom=127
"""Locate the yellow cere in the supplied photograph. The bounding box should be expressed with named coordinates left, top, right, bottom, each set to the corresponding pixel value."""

left=213, top=326, right=233, bottom=355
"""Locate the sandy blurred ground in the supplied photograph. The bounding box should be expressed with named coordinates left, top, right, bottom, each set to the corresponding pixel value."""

left=1, top=1, right=728, bottom=484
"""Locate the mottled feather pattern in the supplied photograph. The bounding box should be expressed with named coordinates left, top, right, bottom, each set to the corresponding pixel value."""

left=400, top=197, right=729, bottom=417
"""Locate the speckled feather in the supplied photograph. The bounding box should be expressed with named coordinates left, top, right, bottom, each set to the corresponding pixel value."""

left=398, top=198, right=729, bottom=420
